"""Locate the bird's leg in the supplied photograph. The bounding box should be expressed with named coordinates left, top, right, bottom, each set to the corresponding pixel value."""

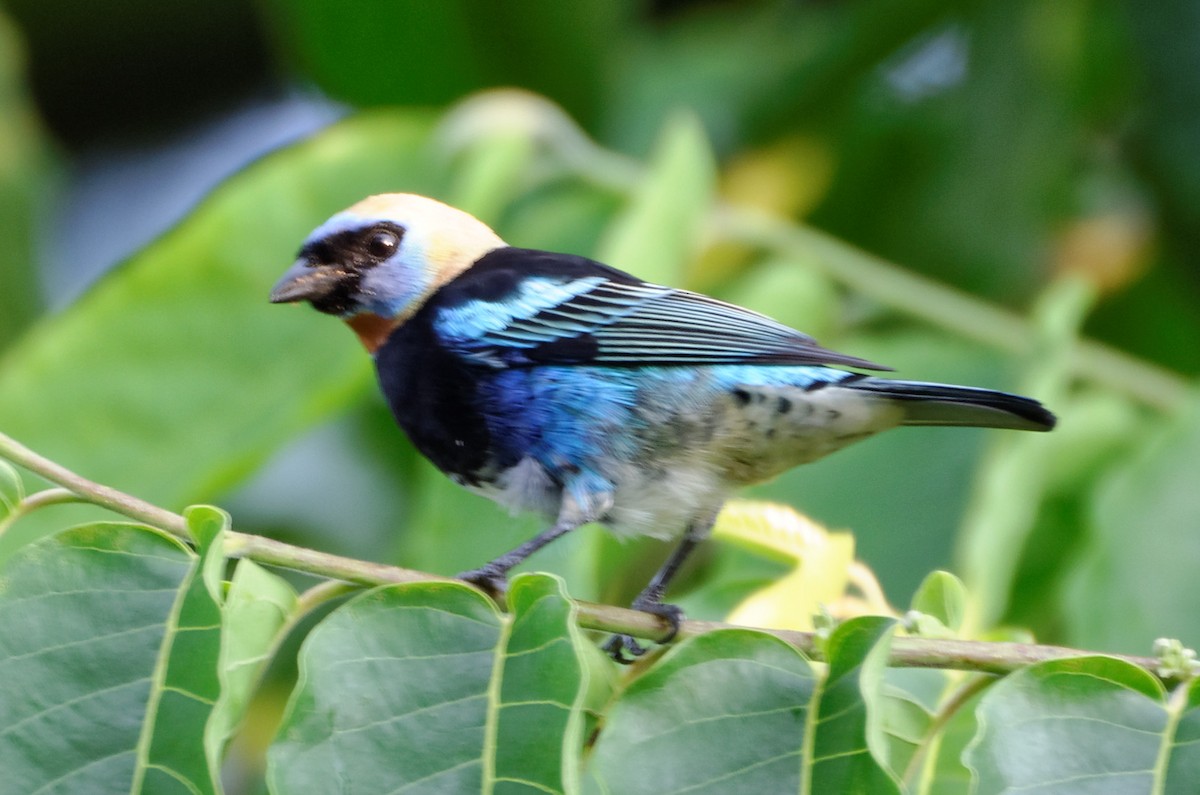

left=456, top=518, right=580, bottom=597
left=604, top=520, right=711, bottom=663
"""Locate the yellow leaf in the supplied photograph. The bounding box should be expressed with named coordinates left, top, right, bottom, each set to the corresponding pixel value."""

left=713, top=500, right=893, bottom=631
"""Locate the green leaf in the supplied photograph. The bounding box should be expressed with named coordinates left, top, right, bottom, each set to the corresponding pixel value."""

left=0, top=459, right=21, bottom=519
left=877, top=671, right=938, bottom=788
left=446, top=129, right=538, bottom=224
left=269, top=575, right=596, bottom=794
left=0, top=523, right=198, bottom=793
left=875, top=655, right=985, bottom=792
left=502, top=178, right=625, bottom=257
left=269, top=582, right=502, bottom=793
left=434, top=93, right=566, bottom=224
left=910, top=571, right=968, bottom=636
left=0, top=10, right=50, bottom=348
left=205, top=557, right=297, bottom=771
left=1063, top=393, right=1200, bottom=653
left=1170, top=678, right=1200, bottom=784
left=492, top=574, right=597, bottom=794
left=878, top=672, right=940, bottom=792
left=965, top=655, right=1200, bottom=793
left=812, top=617, right=902, bottom=793
left=137, top=510, right=225, bottom=794
left=0, top=111, right=440, bottom=527
left=923, top=681, right=983, bottom=795
left=587, top=630, right=818, bottom=794
left=595, top=111, right=716, bottom=285
left=265, top=0, right=483, bottom=107
left=587, top=620, right=901, bottom=792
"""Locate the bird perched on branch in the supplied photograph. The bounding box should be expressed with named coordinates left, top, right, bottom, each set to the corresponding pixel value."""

left=270, top=193, right=1055, bottom=660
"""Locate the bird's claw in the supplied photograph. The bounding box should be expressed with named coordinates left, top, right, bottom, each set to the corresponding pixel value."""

left=636, top=601, right=685, bottom=643
left=603, top=601, right=685, bottom=664
left=603, top=633, right=648, bottom=663
left=455, top=564, right=509, bottom=598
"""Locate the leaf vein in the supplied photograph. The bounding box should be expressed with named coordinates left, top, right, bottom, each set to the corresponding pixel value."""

left=0, top=676, right=151, bottom=738
left=499, top=698, right=573, bottom=711
left=333, top=692, right=488, bottom=737
left=382, top=757, right=480, bottom=795
left=663, top=749, right=802, bottom=794
left=27, top=748, right=135, bottom=795
left=0, top=621, right=164, bottom=663
left=492, top=776, right=561, bottom=794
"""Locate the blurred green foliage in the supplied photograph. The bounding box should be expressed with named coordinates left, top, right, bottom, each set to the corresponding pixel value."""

left=0, top=12, right=48, bottom=345
left=1, top=1, right=1199, bottom=790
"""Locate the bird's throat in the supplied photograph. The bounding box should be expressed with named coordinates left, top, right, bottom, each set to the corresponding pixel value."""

left=346, top=312, right=402, bottom=354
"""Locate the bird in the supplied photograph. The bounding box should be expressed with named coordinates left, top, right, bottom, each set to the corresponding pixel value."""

left=270, top=193, right=1056, bottom=660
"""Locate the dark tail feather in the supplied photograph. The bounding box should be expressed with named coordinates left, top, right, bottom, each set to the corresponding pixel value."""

left=848, top=378, right=1057, bottom=432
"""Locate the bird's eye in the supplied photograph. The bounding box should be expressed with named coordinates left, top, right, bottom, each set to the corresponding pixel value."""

left=366, top=229, right=399, bottom=259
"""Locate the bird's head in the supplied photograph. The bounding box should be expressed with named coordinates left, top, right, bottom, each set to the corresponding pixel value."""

left=269, top=193, right=505, bottom=351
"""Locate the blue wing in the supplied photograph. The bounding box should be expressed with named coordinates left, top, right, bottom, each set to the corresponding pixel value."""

left=431, top=247, right=888, bottom=371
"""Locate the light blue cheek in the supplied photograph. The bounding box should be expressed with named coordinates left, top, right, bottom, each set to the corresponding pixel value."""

left=360, top=246, right=433, bottom=319
left=300, top=211, right=433, bottom=319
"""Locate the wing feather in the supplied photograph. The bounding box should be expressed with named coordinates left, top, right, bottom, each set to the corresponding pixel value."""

left=432, top=249, right=888, bottom=371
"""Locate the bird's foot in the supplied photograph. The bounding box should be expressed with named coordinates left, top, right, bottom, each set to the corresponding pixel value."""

left=603, top=601, right=685, bottom=664
left=602, top=633, right=647, bottom=663
left=455, top=563, right=510, bottom=599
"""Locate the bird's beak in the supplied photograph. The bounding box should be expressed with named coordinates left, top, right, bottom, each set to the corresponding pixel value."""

left=269, top=259, right=343, bottom=304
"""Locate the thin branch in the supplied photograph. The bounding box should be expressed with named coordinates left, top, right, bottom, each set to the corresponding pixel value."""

left=903, top=673, right=995, bottom=786
left=0, top=487, right=85, bottom=537
left=222, top=532, right=443, bottom=587
left=0, top=432, right=190, bottom=541
left=0, top=429, right=1174, bottom=683
left=12, top=488, right=83, bottom=514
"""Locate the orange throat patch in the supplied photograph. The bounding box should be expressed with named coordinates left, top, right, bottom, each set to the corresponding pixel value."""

left=346, top=312, right=401, bottom=354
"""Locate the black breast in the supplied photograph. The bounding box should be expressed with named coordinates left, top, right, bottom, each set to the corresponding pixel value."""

left=373, top=310, right=492, bottom=483
left=373, top=248, right=639, bottom=481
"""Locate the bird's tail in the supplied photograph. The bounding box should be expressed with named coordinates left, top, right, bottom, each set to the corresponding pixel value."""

left=847, top=378, right=1056, bottom=432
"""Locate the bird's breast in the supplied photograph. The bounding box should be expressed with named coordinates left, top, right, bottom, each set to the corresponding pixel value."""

left=373, top=317, right=495, bottom=482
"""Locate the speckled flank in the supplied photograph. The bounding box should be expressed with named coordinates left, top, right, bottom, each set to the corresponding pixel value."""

left=626, top=369, right=901, bottom=483
left=711, top=383, right=904, bottom=482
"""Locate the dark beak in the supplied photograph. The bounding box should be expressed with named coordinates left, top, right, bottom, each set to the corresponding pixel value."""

left=269, top=259, right=344, bottom=304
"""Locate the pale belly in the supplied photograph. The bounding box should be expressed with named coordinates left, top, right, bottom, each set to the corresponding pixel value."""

left=466, top=366, right=904, bottom=541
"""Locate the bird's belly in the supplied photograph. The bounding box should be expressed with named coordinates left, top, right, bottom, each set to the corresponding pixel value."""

left=469, top=366, right=904, bottom=539
left=605, top=460, right=727, bottom=539
left=467, top=455, right=725, bottom=541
